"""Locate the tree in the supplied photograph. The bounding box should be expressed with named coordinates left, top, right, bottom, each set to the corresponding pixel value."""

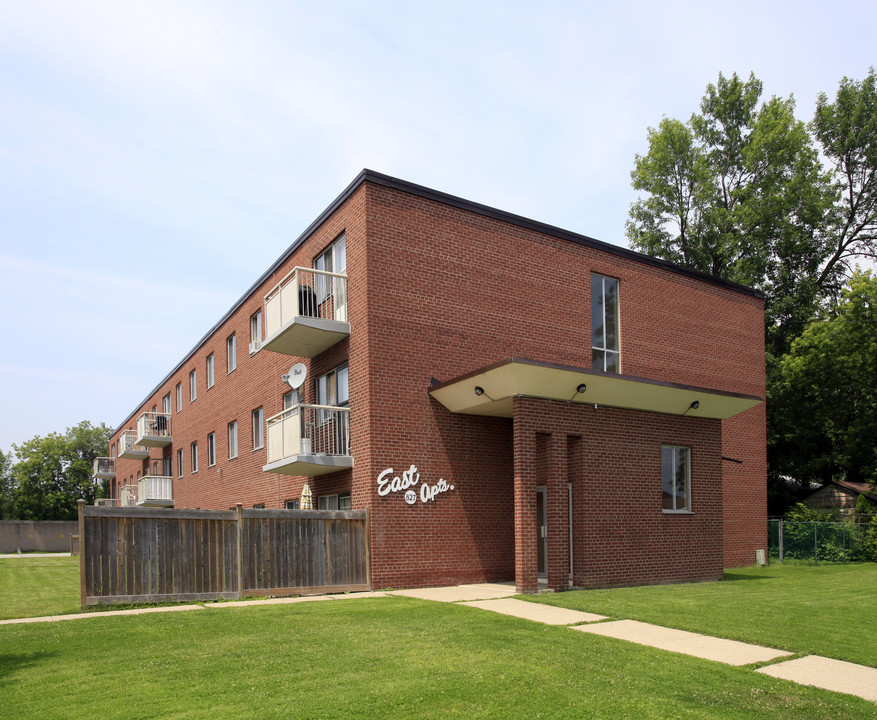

left=0, top=449, right=13, bottom=520
left=9, top=421, right=113, bottom=520
left=771, top=271, right=877, bottom=487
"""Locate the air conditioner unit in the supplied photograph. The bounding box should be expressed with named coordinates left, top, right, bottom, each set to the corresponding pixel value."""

left=249, top=340, right=261, bottom=354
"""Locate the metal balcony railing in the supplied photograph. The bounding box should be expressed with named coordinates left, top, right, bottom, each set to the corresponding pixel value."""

left=92, top=457, right=116, bottom=479
left=266, top=404, right=350, bottom=464
left=118, top=430, right=149, bottom=459
left=136, top=412, right=172, bottom=447
left=138, top=475, right=173, bottom=507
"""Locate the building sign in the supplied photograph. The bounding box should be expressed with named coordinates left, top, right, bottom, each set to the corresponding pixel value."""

left=377, top=465, right=454, bottom=505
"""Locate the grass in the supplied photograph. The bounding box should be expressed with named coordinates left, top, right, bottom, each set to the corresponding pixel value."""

left=2, top=597, right=876, bottom=719
left=523, top=563, right=877, bottom=668
left=0, top=556, right=80, bottom=619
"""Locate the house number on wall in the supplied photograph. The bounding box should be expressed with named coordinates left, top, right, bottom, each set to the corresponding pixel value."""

left=377, top=465, right=454, bottom=505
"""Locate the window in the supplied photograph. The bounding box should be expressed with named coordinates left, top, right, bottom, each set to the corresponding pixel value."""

left=283, top=389, right=300, bottom=410
left=207, top=432, right=216, bottom=466
left=162, top=392, right=171, bottom=414
left=189, top=369, right=197, bottom=402
left=318, top=493, right=351, bottom=511
left=206, top=354, right=215, bottom=389
left=314, top=234, right=346, bottom=303
left=228, top=421, right=238, bottom=459
left=252, top=407, right=264, bottom=450
left=591, top=274, right=619, bottom=373
left=162, top=457, right=173, bottom=477
left=110, top=443, right=116, bottom=459
left=227, top=334, right=236, bottom=373
left=177, top=448, right=183, bottom=478
left=176, top=382, right=182, bottom=412
left=191, top=441, right=199, bottom=473
left=316, top=364, right=349, bottom=408
left=250, top=310, right=263, bottom=353
left=285, top=499, right=300, bottom=510
left=253, top=503, right=265, bottom=509
left=662, top=446, right=690, bottom=512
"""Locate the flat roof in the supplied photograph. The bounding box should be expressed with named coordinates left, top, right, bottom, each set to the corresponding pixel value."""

left=115, top=170, right=764, bottom=432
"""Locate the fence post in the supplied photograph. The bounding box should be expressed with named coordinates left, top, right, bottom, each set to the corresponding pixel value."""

left=77, top=499, right=86, bottom=608
left=778, top=519, right=784, bottom=564
left=236, top=503, right=244, bottom=599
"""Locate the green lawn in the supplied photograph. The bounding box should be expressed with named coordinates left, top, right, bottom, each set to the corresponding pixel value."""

left=2, top=597, right=876, bottom=719
left=523, top=563, right=877, bottom=668
left=0, top=556, right=80, bottom=619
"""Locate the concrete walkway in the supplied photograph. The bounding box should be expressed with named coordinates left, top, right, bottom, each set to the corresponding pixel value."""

left=2, top=582, right=875, bottom=704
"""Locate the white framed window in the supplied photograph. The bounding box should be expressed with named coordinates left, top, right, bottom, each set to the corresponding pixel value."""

left=250, top=310, right=263, bottom=354
left=191, top=441, right=199, bottom=473
left=285, top=499, right=300, bottom=509
left=227, top=334, right=237, bottom=373
left=177, top=448, right=183, bottom=478
left=317, top=493, right=351, bottom=511
left=316, top=364, right=349, bottom=408
left=189, top=369, right=197, bottom=402
left=314, top=234, right=346, bottom=303
left=283, top=389, right=300, bottom=410
left=206, top=353, right=215, bottom=389
left=176, top=382, right=182, bottom=412
left=110, top=443, right=116, bottom=459
left=162, top=392, right=171, bottom=414
left=591, top=273, right=620, bottom=373
left=207, top=432, right=216, bottom=466
left=662, top=446, right=691, bottom=512
left=252, top=407, right=264, bottom=450
left=253, top=503, right=265, bottom=509
left=228, top=421, right=238, bottom=459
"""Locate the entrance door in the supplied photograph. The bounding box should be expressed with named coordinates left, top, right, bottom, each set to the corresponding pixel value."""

left=536, top=487, right=547, bottom=579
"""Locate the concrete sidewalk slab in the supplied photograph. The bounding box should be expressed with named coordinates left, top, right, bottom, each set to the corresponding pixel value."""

left=757, top=655, right=877, bottom=702
left=0, top=604, right=202, bottom=625
left=461, top=598, right=607, bottom=625
left=572, top=619, right=794, bottom=666
left=204, top=596, right=332, bottom=608
left=389, top=583, right=517, bottom=603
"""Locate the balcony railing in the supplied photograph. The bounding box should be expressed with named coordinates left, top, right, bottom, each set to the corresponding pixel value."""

left=263, top=404, right=352, bottom=476
left=138, top=475, right=173, bottom=507
left=118, top=430, right=150, bottom=459
left=263, top=267, right=350, bottom=357
left=136, top=412, right=172, bottom=447
left=95, top=498, right=116, bottom=507
left=120, top=485, right=139, bottom=507
left=93, top=457, right=116, bottom=479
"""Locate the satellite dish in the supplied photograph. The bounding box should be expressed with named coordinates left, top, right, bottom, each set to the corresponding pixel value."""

left=287, top=363, right=307, bottom=390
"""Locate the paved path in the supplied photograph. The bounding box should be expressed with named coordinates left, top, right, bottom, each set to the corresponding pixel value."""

left=2, top=581, right=875, bottom=704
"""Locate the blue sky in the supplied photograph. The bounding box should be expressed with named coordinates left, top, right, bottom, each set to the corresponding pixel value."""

left=1, top=0, right=874, bottom=453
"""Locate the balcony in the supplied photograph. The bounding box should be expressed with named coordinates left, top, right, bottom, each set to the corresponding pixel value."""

left=137, top=475, right=174, bottom=508
left=94, top=498, right=116, bottom=507
left=119, top=485, right=138, bottom=507
left=263, top=404, right=353, bottom=476
left=93, top=457, right=116, bottom=479
left=263, top=267, right=349, bottom=357
left=118, top=430, right=150, bottom=459
left=136, top=412, right=172, bottom=447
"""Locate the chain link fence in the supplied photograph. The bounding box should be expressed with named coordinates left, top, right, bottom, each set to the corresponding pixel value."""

left=768, top=519, right=872, bottom=563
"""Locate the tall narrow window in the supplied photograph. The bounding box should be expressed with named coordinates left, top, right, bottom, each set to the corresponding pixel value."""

left=591, top=274, right=619, bottom=373
left=250, top=311, right=263, bottom=353
left=177, top=448, right=183, bottom=478
left=227, top=333, right=236, bottom=373
left=176, top=382, right=182, bottom=412
left=252, top=407, right=264, bottom=450
left=314, top=234, right=347, bottom=304
left=162, top=456, right=173, bottom=477
left=162, top=392, right=171, bottom=414
left=206, top=354, right=215, bottom=389
left=191, top=441, right=199, bottom=473
left=207, top=432, right=216, bottom=466
left=662, top=446, right=690, bottom=512
left=189, top=369, right=197, bottom=402
left=228, top=421, right=238, bottom=459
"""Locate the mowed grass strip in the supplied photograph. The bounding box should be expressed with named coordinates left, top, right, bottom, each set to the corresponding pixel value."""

left=523, top=564, right=877, bottom=668
left=0, top=556, right=80, bottom=619
left=2, top=597, right=876, bottom=720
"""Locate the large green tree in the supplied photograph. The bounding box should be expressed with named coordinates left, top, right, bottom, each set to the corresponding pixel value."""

left=0, top=449, right=13, bottom=520
left=9, top=421, right=113, bottom=521
left=627, top=70, right=877, bottom=510
left=771, top=271, right=877, bottom=487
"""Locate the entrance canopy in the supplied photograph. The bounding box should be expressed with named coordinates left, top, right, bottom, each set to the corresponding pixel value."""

left=429, top=358, right=761, bottom=420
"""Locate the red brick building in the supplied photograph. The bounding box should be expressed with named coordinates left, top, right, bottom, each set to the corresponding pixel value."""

left=97, top=170, right=767, bottom=593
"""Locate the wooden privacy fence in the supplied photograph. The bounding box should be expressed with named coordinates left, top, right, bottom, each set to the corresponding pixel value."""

left=77, top=501, right=370, bottom=606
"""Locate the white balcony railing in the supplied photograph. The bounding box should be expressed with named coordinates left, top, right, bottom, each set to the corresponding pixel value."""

left=118, top=430, right=149, bottom=459
left=92, top=457, right=116, bottom=479
left=95, top=498, right=116, bottom=507
left=120, top=485, right=139, bottom=507
left=264, top=404, right=352, bottom=476
left=136, top=412, right=172, bottom=447
left=138, top=475, right=173, bottom=507
left=263, top=267, right=349, bottom=357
